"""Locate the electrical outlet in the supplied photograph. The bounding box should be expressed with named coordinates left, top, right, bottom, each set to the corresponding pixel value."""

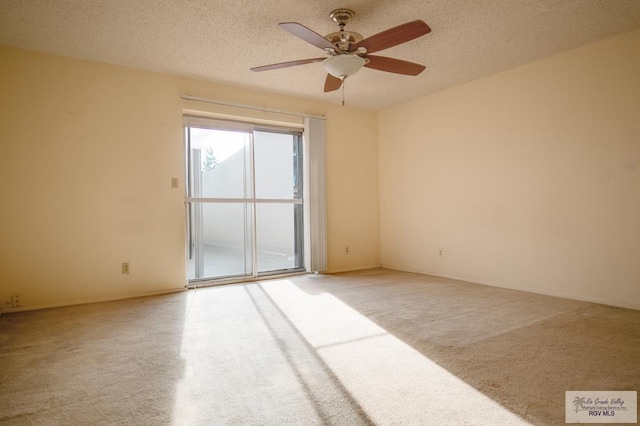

left=439, top=249, right=444, bottom=257
left=171, top=177, right=179, bottom=189
left=345, top=245, right=350, bottom=254
left=122, top=262, right=130, bottom=274
left=11, top=294, right=21, bottom=308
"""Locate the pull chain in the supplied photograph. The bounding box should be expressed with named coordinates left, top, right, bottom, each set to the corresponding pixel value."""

left=341, top=77, right=346, bottom=106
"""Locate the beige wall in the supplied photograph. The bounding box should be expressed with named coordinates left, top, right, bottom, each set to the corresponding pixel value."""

left=3, top=28, right=637, bottom=313
left=379, top=29, right=640, bottom=309
left=0, top=46, right=379, bottom=311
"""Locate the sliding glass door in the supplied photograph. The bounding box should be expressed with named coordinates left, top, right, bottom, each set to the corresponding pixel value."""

left=185, top=117, right=304, bottom=282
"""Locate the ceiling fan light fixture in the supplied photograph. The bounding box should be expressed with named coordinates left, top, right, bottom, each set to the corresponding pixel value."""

left=322, top=54, right=365, bottom=78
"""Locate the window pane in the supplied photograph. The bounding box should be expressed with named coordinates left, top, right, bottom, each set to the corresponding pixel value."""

left=254, top=131, right=301, bottom=199
left=256, top=203, right=303, bottom=273
left=188, top=202, right=252, bottom=280
left=189, top=128, right=250, bottom=199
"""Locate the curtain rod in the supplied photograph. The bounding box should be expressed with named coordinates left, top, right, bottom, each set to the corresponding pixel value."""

left=180, top=94, right=326, bottom=120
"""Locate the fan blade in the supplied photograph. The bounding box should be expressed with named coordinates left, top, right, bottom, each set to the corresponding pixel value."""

left=324, top=74, right=343, bottom=92
left=364, top=55, right=426, bottom=75
left=352, top=20, right=431, bottom=54
left=251, top=57, right=326, bottom=72
left=279, top=22, right=337, bottom=51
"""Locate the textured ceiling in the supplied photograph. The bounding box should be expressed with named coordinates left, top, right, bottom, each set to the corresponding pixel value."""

left=2, top=0, right=640, bottom=110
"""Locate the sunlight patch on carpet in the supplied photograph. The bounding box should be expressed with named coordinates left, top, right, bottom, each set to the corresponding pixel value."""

left=262, top=279, right=532, bottom=425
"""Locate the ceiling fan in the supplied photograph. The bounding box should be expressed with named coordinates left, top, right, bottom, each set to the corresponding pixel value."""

left=251, top=9, right=431, bottom=94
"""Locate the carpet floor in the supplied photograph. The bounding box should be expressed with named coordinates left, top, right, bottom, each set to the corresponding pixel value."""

left=1, top=269, right=638, bottom=425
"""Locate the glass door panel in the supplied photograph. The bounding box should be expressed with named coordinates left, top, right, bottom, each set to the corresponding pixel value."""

left=254, top=130, right=304, bottom=275
left=187, top=125, right=253, bottom=281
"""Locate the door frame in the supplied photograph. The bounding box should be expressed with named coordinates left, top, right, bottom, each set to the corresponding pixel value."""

left=184, top=116, right=307, bottom=285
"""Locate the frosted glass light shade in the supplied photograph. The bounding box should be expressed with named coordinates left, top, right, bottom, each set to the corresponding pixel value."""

left=322, top=55, right=365, bottom=78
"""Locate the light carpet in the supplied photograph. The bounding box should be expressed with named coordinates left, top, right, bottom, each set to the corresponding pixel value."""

left=1, top=269, right=638, bottom=424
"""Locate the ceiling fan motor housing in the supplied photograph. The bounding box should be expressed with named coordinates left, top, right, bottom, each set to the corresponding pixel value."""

left=325, top=31, right=363, bottom=51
